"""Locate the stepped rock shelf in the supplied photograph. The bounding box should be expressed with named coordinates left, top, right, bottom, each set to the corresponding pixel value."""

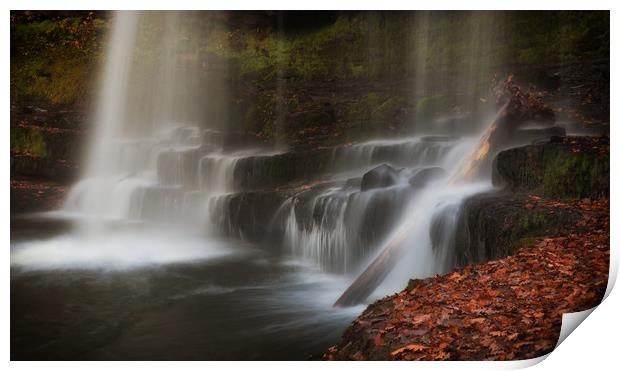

left=67, top=127, right=465, bottom=273
left=66, top=120, right=571, bottom=279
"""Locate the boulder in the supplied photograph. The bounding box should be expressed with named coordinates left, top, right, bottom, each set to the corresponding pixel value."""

left=360, top=164, right=400, bottom=191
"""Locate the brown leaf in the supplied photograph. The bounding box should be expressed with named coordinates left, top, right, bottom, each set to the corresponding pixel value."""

left=391, top=344, right=429, bottom=357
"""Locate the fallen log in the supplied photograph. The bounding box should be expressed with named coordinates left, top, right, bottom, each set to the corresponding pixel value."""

left=334, top=76, right=554, bottom=307
left=448, top=100, right=510, bottom=183
left=334, top=107, right=507, bottom=307
left=333, top=214, right=417, bottom=307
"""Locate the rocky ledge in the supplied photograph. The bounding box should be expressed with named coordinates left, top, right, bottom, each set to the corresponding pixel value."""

left=493, top=136, right=609, bottom=200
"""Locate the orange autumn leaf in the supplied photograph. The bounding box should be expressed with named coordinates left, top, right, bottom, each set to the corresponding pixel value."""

left=391, top=344, right=429, bottom=357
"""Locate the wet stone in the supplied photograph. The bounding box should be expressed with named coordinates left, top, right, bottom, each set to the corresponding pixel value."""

left=360, top=164, right=400, bottom=191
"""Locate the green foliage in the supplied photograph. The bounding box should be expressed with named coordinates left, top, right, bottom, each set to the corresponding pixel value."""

left=11, top=127, right=48, bottom=157
left=508, top=11, right=610, bottom=65
left=10, top=10, right=609, bottom=145
left=208, top=14, right=412, bottom=81
left=10, top=14, right=107, bottom=106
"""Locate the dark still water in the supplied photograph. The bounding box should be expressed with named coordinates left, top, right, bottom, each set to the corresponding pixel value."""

left=10, top=215, right=363, bottom=360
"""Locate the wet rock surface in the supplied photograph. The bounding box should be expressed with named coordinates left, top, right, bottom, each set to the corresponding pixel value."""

left=447, top=191, right=581, bottom=267
left=214, top=190, right=293, bottom=244
left=360, top=164, right=400, bottom=191
left=493, top=136, right=609, bottom=200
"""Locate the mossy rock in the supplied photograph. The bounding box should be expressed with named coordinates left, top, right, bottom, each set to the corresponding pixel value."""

left=445, top=191, right=581, bottom=267
left=493, top=136, right=609, bottom=200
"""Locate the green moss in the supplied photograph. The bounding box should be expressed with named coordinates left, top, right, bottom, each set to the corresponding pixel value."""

left=509, top=11, right=609, bottom=65
left=496, top=143, right=609, bottom=201
left=518, top=210, right=548, bottom=232
left=541, top=151, right=608, bottom=200
left=347, top=93, right=379, bottom=123
left=11, top=128, right=48, bottom=157
left=520, top=215, right=529, bottom=229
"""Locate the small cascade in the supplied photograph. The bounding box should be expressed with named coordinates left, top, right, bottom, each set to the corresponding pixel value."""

left=328, top=136, right=457, bottom=177
left=279, top=135, right=466, bottom=274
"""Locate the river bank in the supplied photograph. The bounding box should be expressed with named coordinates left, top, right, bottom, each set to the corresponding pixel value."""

left=324, top=136, right=610, bottom=361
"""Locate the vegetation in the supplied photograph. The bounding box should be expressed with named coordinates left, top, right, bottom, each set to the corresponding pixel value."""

left=206, top=11, right=609, bottom=82
left=11, top=127, right=47, bottom=157
left=10, top=12, right=107, bottom=107
left=10, top=10, right=610, bottom=155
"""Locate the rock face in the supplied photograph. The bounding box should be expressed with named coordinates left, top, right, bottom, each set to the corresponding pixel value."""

left=493, top=136, right=609, bottom=200
left=232, top=149, right=333, bottom=191
left=10, top=154, right=77, bottom=183
left=214, top=190, right=292, bottom=244
left=439, top=191, right=581, bottom=268
left=360, top=164, right=400, bottom=191
left=10, top=125, right=82, bottom=183
left=435, top=135, right=609, bottom=269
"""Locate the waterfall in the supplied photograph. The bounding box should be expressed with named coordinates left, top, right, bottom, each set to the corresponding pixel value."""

left=62, top=11, right=140, bottom=226
left=62, top=12, right=246, bottom=228
left=33, top=11, right=505, bottom=300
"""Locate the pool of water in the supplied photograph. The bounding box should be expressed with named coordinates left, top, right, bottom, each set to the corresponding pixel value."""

left=10, top=215, right=363, bottom=360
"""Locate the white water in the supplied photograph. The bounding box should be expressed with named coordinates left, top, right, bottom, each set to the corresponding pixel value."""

left=11, top=229, right=234, bottom=271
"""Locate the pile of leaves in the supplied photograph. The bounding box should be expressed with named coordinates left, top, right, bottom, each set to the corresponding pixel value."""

left=493, top=75, right=555, bottom=127
left=324, top=198, right=609, bottom=361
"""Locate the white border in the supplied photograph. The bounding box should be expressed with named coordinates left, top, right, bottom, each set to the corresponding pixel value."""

left=3, top=1, right=616, bottom=370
